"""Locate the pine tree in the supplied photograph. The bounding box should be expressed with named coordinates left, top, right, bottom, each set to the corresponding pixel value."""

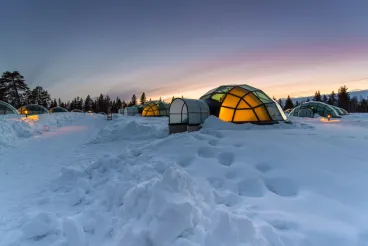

left=327, top=91, right=337, bottom=106
left=28, top=86, right=51, bottom=107
left=306, top=98, right=310, bottom=102
left=313, top=91, right=322, bottom=101
left=322, top=95, right=328, bottom=103
left=122, top=100, right=127, bottom=108
left=337, top=85, right=350, bottom=111
left=171, top=96, right=175, bottom=104
left=130, top=94, right=137, bottom=106
left=58, top=98, right=62, bottom=106
left=115, top=97, right=122, bottom=111
left=159, top=97, right=162, bottom=101
left=84, top=95, right=92, bottom=111
left=0, top=71, right=30, bottom=107
left=277, top=98, right=283, bottom=108
left=140, top=92, right=146, bottom=105
left=283, top=95, right=294, bottom=110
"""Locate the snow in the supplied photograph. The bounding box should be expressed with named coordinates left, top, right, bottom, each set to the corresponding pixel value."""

left=1, top=112, right=368, bottom=246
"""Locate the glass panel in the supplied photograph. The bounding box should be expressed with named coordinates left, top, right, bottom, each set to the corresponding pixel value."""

left=211, top=93, right=225, bottom=102
left=188, top=112, right=199, bottom=124
left=254, top=105, right=271, bottom=121
left=244, top=93, right=262, bottom=107
left=229, top=87, right=247, bottom=97
left=170, top=114, right=182, bottom=124
left=233, top=109, right=258, bottom=122
left=170, top=99, right=184, bottom=114
left=239, top=85, right=257, bottom=91
left=219, top=107, right=234, bottom=122
left=254, top=91, right=272, bottom=103
left=265, top=104, right=282, bottom=120
left=222, top=94, right=240, bottom=108
left=275, top=102, right=288, bottom=120
left=237, top=100, right=250, bottom=109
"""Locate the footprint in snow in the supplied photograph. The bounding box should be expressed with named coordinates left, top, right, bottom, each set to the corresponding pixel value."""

left=217, top=152, right=235, bottom=166
left=208, top=139, right=219, bottom=146
left=176, top=155, right=194, bottom=168
left=264, top=178, right=299, bottom=197
left=197, top=146, right=216, bottom=158
left=255, top=162, right=272, bottom=173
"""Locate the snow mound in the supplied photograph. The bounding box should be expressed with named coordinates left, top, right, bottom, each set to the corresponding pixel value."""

left=0, top=113, right=78, bottom=150
left=90, top=117, right=168, bottom=144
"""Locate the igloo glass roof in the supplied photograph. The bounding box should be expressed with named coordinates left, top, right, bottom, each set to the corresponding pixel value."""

left=18, top=104, right=49, bottom=115
left=289, top=101, right=341, bottom=118
left=142, top=101, right=169, bottom=117
left=50, top=107, right=68, bottom=113
left=199, top=84, right=287, bottom=124
left=169, top=98, right=210, bottom=125
left=0, top=101, right=18, bottom=115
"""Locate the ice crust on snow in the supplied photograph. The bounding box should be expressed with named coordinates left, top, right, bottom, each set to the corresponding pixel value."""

left=1, top=113, right=368, bottom=246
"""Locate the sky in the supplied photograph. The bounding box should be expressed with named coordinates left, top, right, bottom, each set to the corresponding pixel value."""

left=1, top=0, right=368, bottom=102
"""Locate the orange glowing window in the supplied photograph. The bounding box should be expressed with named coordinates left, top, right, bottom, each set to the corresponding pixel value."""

left=254, top=106, right=271, bottom=121
left=222, top=94, right=240, bottom=108
left=233, top=109, right=258, bottom=122
left=229, top=87, right=248, bottom=97
left=219, top=107, right=234, bottom=122
left=243, top=93, right=262, bottom=107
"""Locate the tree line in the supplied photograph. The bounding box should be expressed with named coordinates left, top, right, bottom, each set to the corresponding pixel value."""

left=1, top=71, right=368, bottom=113
left=0, top=71, right=157, bottom=113
left=275, top=85, right=368, bottom=113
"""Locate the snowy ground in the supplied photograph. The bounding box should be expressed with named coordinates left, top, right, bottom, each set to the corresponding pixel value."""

left=0, top=112, right=368, bottom=246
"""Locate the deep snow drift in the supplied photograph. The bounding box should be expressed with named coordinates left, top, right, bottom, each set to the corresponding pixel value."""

left=1, top=113, right=368, bottom=246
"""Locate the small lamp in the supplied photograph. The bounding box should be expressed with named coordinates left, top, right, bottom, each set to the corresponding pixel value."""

left=24, top=110, right=28, bottom=117
left=327, top=114, right=331, bottom=121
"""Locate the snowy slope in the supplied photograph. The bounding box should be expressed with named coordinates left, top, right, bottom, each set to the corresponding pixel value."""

left=1, top=113, right=368, bottom=246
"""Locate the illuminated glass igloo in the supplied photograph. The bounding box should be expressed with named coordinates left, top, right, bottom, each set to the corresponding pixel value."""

left=18, top=104, right=49, bottom=115
left=0, top=101, right=18, bottom=115
left=142, top=101, right=169, bottom=117
left=199, top=84, right=287, bottom=124
left=50, top=107, right=68, bottom=113
left=289, top=101, right=341, bottom=118
left=71, top=109, right=84, bottom=113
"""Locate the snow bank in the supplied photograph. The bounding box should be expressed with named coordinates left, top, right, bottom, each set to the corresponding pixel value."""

left=2, top=114, right=368, bottom=246
left=0, top=113, right=79, bottom=150
left=90, top=116, right=168, bottom=144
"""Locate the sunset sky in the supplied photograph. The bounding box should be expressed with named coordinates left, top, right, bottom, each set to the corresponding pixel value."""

left=1, top=0, right=368, bottom=102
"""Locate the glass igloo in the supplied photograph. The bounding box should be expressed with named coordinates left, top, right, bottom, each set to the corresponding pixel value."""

left=289, top=101, right=340, bottom=118
left=49, top=107, right=68, bottom=113
left=0, top=101, right=18, bottom=115
left=199, top=84, right=287, bottom=124
left=142, top=101, right=169, bottom=117
left=71, top=109, right=84, bottom=113
left=124, top=106, right=141, bottom=116
left=18, top=104, right=49, bottom=115
left=169, top=98, right=210, bottom=125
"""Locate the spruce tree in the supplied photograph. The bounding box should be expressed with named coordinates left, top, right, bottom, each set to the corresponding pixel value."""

left=283, top=95, right=294, bottom=110
left=277, top=98, right=283, bottom=108
left=322, top=95, right=328, bottom=103
left=0, top=71, right=30, bottom=107
left=327, top=91, right=337, bottom=106
left=337, top=85, right=350, bottom=111
left=140, top=92, right=146, bottom=105
left=131, top=94, right=137, bottom=106
left=313, top=91, right=322, bottom=101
